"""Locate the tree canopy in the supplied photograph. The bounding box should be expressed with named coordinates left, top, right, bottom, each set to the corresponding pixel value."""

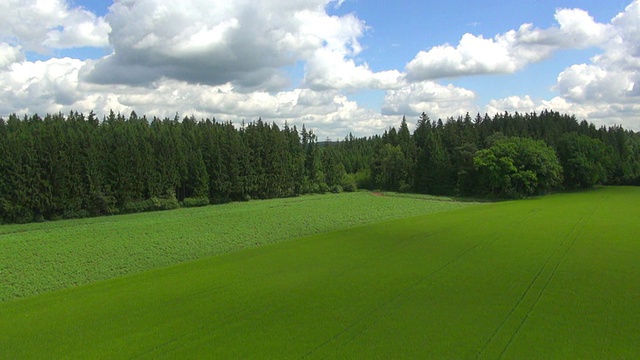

left=1, top=109, right=639, bottom=224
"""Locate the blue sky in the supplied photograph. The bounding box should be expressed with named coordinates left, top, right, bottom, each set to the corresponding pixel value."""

left=326, top=1, right=626, bottom=109
left=1, top=0, right=638, bottom=137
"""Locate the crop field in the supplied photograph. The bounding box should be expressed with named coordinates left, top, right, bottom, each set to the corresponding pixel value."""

left=2, top=187, right=639, bottom=358
left=0, top=192, right=473, bottom=301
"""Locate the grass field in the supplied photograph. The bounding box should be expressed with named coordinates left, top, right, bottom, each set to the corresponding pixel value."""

left=2, top=187, right=639, bottom=358
left=0, top=192, right=474, bottom=302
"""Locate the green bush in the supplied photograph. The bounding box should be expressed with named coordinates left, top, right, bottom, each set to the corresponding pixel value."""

left=2, top=204, right=33, bottom=224
left=316, top=183, right=330, bottom=194
left=183, top=197, right=210, bottom=208
left=124, top=196, right=180, bottom=214
left=353, top=169, right=374, bottom=190
left=341, top=174, right=357, bottom=192
left=63, top=209, right=91, bottom=220
left=123, top=199, right=152, bottom=214
left=154, top=197, right=180, bottom=211
left=398, top=181, right=412, bottom=194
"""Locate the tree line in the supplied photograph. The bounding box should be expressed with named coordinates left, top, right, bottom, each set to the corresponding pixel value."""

left=332, top=110, right=640, bottom=197
left=0, top=109, right=638, bottom=224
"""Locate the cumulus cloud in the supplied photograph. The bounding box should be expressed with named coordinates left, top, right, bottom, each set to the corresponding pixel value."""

left=0, top=43, right=24, bottom=69
left=0, top=57, right=400, bottom=137
left=303, top=48, right=405, bottom=90
left=0, top=0, right=110, bottom=52
left=382, top=81, right=478, bottom=119
left=406, top=7, right=612, bottom=81
left=0, top=57, right=85, bottom=115
left=486, top=94, right=640, bottom=130
left=555, top=64, right=632, bottom=103
left=82, top=0, right=378, bottom=91
left=554, top=1, right=640, bottom=103
left=485, top=95, right=537, bottom=114
left=2, top=0, right=640, bottom=135
left=110, top=80, right=399, bottom=137
left=486, top=1, right=640, bottom=130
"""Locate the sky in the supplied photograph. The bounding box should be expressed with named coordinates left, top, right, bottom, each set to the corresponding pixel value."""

left=0, top=0, right=638, bottom=138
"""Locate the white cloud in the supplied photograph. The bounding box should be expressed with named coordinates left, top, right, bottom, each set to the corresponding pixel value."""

left=0, top=43, right=24, bottom=69
left=486, top=95, right=640, bottom=130
left=0, top=57, right=400, bottom=137
left=0, top=57, right=85, bottom=115
left=0, top=0, right=110, bottom=52
left=555, top=64, right=633, bottom=103
left=485, top=95, right=537, bottom=115
left=481, top=1, right=640, bottom=131
left=1, top=0, right=640, bottom=136
left=406, top=8, right=612, bottom=81
left=82, top=0, right=371, bottom=91
left=382, top=81, right=478, bottom=119
left=529, top=0, right=640, bottom=130
left=303, top=48, right=405, bottom=90
left=111, top=81, right=401, bottom=137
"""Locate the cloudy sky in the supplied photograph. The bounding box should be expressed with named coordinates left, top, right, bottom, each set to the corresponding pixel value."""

left=0, top=0, right=638, bottom=137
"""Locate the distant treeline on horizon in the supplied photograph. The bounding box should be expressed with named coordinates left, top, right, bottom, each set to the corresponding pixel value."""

left=1, top=109, right=638, bottom=224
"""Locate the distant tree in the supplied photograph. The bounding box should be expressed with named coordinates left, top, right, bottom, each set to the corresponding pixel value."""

left=474, top=137, right=563, bottom=198
left=1, top=108, right=638, bottom=224
left=557, top=133, right=608, bottom=189
left=372, top=143, right=405, bottom=191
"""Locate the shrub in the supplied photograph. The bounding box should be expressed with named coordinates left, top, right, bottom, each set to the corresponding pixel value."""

left=341, top=174, right=358, bottom=192
left=63, top=209, right=91, bottom=220
left=183, top=197, right=210, bottom=208
left=353, top=169, right=374, bottom=190
left=88, top=191, right=117, bottom=216
left=398, top=181, right=412, bottom=194
left=331, top=185, right=343, bottom=193
left=124, top=199, right=152, bottom=214
left=124, top=196, right=179, bottom=214
left=154, top=197, right=180, bottom=211
left=316, top=183, right=330, bottom=194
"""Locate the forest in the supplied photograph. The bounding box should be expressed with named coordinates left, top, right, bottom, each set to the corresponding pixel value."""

left=0, top=109, right=639, bottom=224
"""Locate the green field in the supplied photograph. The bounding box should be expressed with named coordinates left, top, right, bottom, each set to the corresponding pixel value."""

left=0, top=192, right=473, bottom=302
left=2, top=187, right=639, bottom=358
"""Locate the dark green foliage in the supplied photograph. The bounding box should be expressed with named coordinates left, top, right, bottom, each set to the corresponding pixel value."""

left=371, top=143, right=406, bottom=191
left=332, top=109, right=638, bottom=198
left=0, top=112, right=319, bottom=224
left=473, top=137, right=563, bottom=198
left=124, top=196, right=180, bottom=214
left=341, top=174, right=357, bottom=192
left=0, top=108, right=638, bottom=223
left=316, top=182, right=331, bottom=194
left=557, top=133, right=608, bottom=189
left=182, top=197, right=210, bottom=207
left=352, top=168, right=374, bottom=190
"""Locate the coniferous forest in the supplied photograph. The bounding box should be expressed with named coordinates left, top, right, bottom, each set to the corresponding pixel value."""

left=0, top=109, right=639, bottom=224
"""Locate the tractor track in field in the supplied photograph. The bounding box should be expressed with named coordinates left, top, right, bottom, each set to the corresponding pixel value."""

left=498, top=194, right=606, bottom=359
left=135, top=230, right=438, bottom=360
left=477, top=194, right=607, bottom=359
left=299, top=239, right=488, bottom=359
left=130, top=304, right=257, bottom=360
left=300, top=208, right=535, bottom=359
left=476, top=218, right=584, bottom=359
left=130, top=256, right=325, bottom=359
left=133, top=224, right=453, bottom=359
